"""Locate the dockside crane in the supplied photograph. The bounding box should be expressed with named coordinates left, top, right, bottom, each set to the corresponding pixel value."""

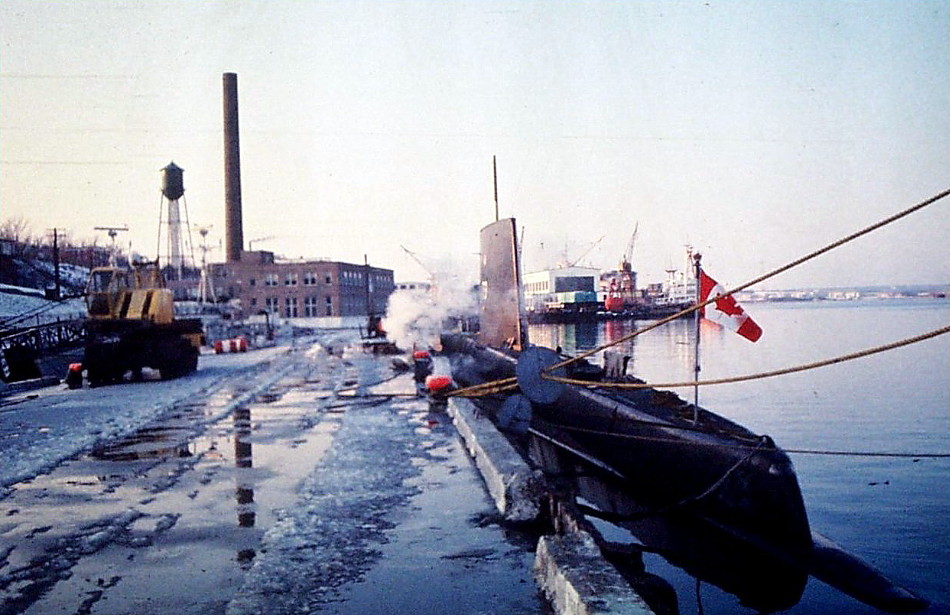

left=607, top=223, right=639, bottom=311
left=400, top=245, right=437, bottom=289
left=621, top=222, right=638, bottom=272
left=568, top=234, right=606, bottom=268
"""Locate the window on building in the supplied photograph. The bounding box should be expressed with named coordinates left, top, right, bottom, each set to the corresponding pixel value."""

left=285, top=297, right=298, bottom=317
left=265, top=274, right=279, bottom=287
left=249, top=278, right=256, bottom=286
left=250, top=297, right=257, bottom=307
left=285, top=273, right=298, bottom=286
left=304, top=272, right=318, bottom=286
left=304, top=296, right=319, bottom=317
left=555, top=276, right=594, bottom=292
left=265, top=296, right=279, bottom=312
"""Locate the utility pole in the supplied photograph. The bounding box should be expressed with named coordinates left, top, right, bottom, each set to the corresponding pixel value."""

left=52, top=228, right=60, bottom=299
left=364, top=254, right=372, bottom=316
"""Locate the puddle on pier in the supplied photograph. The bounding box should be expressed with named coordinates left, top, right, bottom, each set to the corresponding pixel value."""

left=0, top=344, right=492, bottom=614
left=227, top=384, right=545, bottom=615
left=0, top=355, right=351, bottom=615
left=88, top=401, right=209, bottom=462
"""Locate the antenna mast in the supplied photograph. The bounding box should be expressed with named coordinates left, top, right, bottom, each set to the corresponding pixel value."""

left=195, top=225, right=216, bottom=304
left=94, top=225, right=128, bottom=266
left=493, top=155, right=499, bottom=222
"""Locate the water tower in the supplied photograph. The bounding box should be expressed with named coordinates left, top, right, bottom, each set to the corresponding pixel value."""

left=157, top=161, right=195, bottom=280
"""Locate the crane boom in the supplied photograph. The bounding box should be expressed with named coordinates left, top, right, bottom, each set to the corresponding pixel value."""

left=401, top=245, right=435, bottom=283
left=568, top=234, right=605, bottom=267
left=624, top=222, right=639, bottom=262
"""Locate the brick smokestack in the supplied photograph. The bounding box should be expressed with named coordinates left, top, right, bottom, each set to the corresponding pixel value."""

left=223, top=72, right=243, bottom=263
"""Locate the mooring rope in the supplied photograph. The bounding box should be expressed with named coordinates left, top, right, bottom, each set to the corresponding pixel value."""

left=448, top=378, right=519, bottom=398
left=545, top=186, right=950, bottom=373
left=445, top=376, right=515, bottom=398
left=545, top=421, right=950, bottom=458
left=542, top=323, right=950, bottom=389
left=443, top=187, right=950, bottom=399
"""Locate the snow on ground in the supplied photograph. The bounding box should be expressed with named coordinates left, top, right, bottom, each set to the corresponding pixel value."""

left=30, top=261, right=89, bottom=291
left=0, top=287, right=87, bottom=326
left=0, top=344, right=295, bottom=493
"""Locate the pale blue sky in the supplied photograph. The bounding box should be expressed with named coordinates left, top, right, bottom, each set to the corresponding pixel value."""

left=2, top=1, right=948, bottom=288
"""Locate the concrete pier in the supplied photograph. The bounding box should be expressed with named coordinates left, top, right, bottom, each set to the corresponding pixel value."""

left=447, top=397, right=656, bottom=615
left=535, top=533, right=655, bottom=615
left=446, top=397, right=545, bottom=523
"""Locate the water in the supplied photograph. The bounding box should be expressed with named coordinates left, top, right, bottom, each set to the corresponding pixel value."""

left=529, top=298, right=950, bottom=614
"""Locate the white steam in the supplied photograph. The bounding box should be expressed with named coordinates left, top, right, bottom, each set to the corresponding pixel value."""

left=383, top=273, right=478, bottom=351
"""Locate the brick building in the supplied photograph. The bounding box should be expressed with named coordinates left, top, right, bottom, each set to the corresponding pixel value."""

left=211, top=250, right=394, bottom=321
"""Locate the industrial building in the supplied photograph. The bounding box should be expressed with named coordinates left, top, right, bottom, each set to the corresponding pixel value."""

left=522, top=266, right=600, bottom=314
left=210, top=252, right=393, bottom=321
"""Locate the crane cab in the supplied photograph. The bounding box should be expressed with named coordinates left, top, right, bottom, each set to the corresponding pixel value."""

left=85, top=263, right=174, bottom=325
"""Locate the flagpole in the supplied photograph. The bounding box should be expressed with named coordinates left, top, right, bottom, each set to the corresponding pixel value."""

left=692, top=252, right=702, bottom=423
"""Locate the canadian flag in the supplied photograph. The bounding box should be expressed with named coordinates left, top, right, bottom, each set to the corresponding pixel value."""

left=698, top=271, right=762, bottom=342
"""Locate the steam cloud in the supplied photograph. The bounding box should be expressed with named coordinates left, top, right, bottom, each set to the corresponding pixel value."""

left=383, top=271, right=478, bottom=351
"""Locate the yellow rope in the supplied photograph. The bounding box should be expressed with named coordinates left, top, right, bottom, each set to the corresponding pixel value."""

left=547, top=422, right=950, bottom=458
left=546, top=186, right=950, bottom=372
left=446, top=377, right=518, bottom=398
left=442, top=187, right=950, bottom=397
left=454, top=381, right=520, bottom=398
left=542, top=324, right=950, bottom=389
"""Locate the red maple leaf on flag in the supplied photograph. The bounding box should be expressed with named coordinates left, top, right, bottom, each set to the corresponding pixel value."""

left=698, top=270, right=762, bottom=342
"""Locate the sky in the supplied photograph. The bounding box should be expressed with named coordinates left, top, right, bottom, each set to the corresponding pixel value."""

left=2, top=1, right=949, bottom=289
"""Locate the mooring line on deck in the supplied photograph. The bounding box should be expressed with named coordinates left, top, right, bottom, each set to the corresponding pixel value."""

left=441, top=188, right=950, bottom=447
left=544, top=185, right=950, bottom=373
left=446, top=377, right=518, bottom=398
left=547, top=422, right=950, bottom=459
left=542, top=323, right=950, bottom=390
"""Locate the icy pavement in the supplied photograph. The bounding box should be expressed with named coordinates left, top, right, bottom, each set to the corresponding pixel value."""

left=1, top=343, right=296, bottom=490
left=0, top=336, right=545, bottom=614
left=228, top=395, right=540, bottom=615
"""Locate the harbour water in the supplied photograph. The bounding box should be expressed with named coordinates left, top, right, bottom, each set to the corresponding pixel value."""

left=529, top=298, right=949, bottom=614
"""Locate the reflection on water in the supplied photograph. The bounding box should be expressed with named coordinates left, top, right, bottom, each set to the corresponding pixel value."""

left=530, top=300, right=950, bottom=613
left=89, top=426, right=194, bottom=461
left=529, top=321, right=603, bottom=356
left=233, top=405, right=255, bottom=529
left=88, top=402, right=210, bottom=462
left=529, top=318, right=698, bottom=378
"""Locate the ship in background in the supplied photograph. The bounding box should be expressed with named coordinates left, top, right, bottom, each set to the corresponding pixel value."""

left=524, top=241, right=698, bottom=323
left=648, top=244, right=699, bottom=310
